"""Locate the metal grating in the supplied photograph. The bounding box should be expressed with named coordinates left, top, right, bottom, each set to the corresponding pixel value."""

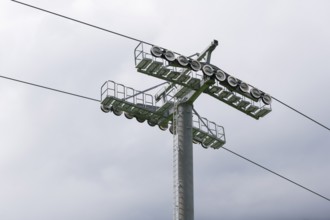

left=134, top=42, right=272, bottom=119
left=101, top=80, right=226, bottom=149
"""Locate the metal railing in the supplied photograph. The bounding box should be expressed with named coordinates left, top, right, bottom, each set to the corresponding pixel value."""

left=101, top=80, right=225, bottom=148
left=133, top=42, right=272, bottom=120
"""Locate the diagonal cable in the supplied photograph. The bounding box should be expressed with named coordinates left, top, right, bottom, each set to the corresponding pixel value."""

left=11, top=0, right=152, bottom=46
left=1, top=73, right=329, bottom=202
left=272, top=96, right=330, bottom=131
left=192, top=107, right=330, bottom=203
left=221, top=146, right=330, bottom=202
left=11, top=0, right=330, bottom=132
left=0, top=75, right=100, bottom=102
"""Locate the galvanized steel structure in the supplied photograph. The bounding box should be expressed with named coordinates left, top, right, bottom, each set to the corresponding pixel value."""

left=101, top=40, right=272, bottom=220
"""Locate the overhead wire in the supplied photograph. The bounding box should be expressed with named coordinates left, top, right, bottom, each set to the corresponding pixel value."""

left=221, top=147, right=330, bottom=202
left=0, top=75, right=100, bottom=102
left=0, top=74, right=168, bottom=103
left=10, top=0, right=330, bottom=132
left=192, top=107, right=330, bottom=202
left=1, top=73, right=330, bottom=202
left=11, top=0, right=152, bottom=46
left=7, top=1, right=330, bottom=202
left=272, top=96, right=330, bottom=131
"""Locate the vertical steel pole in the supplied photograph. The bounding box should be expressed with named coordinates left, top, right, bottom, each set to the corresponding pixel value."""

left=173, top=102, right=194, bottom=220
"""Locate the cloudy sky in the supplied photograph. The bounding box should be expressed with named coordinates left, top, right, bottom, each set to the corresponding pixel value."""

left=1, top=0, right=330, bottom=219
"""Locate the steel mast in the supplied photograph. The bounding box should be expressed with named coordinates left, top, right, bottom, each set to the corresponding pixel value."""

left=101, top=40, right=272, bottom=220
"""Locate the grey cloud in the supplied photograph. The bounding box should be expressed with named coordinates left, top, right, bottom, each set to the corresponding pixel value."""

left=0, top=0, right=329, bottom=219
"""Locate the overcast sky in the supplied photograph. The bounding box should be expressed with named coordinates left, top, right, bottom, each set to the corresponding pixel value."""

left=0, top=0, right=330, bottom=219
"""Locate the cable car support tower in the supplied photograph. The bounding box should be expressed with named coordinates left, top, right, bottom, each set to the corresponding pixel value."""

left=100, top=40, right=272, bottom=220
